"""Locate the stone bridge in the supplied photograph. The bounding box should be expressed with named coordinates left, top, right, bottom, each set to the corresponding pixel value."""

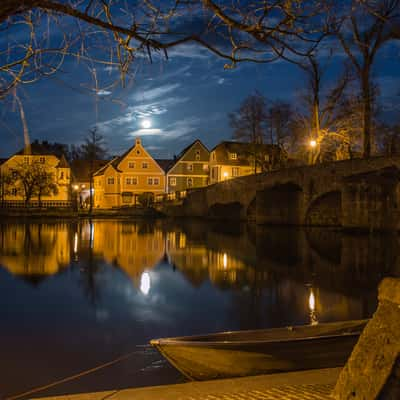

left=179, top=156, right=400, bottom=230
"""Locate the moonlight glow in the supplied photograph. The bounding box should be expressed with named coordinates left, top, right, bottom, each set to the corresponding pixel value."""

left=141, top=119, right=152, bottom=129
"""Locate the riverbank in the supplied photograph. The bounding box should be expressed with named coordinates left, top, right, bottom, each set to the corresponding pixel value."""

left=33, top=368, right=340, bottom=400
left=0, top=207, right=165, bottom=219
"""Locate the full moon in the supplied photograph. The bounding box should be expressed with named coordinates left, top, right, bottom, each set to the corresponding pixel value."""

left=141, top=119, right=152, bottom=129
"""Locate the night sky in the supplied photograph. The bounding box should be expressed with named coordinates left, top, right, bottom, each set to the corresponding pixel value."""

left=1, top=33, right=400, bottom=159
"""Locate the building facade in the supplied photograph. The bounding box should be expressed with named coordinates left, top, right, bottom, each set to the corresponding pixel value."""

left=166, top=140, right=210, bottom=194
left=93, top=138, right=165, bottom=208
left=0, top=148, right=71, bottom=207
left=209, top=141, right=282, bottom=184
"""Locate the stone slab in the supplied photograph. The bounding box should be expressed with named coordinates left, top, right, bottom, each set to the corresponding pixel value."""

left=34, top=368, right=340, bottom=400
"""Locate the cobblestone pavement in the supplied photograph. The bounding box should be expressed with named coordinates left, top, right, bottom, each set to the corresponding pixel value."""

left=35, top=368, right=340, bottom=400
left=188, top=383, right=334, bottom=400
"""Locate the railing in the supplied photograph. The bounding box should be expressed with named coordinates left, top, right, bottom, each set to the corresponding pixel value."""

left=0, top=200, right=73, bottom=208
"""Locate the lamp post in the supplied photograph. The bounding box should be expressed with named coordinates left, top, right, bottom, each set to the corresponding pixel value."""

left=309, top=139, right=317, bottom=165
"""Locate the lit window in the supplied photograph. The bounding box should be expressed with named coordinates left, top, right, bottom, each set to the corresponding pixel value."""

left=230, top=153, right=237, bottom=160
left=154, top=178, right=159, bottom=185
left=187, top=163, right=193, bottom=172
left=148, top=177, right=153, bottom=185
left=187, top=177, right=193, bottom=187
left=132, top=177, right=138, bottom=185
left=170, top=177, right=176, bottom=186
left=126, top=177, right=132, bottom=185
left=265, top=154, right=270, bottom=161
left=203, top=164, right=209, bottom=171
left=107, top=177, right=115, bottom=185
left=128, top=162, right=135, bottom=168
left=11, top=188, right=17, bottom=196
left=142, top=162, right=148, bottom=169
left=60, top=171, right=64, bottom=179
left=232, top=167, right=239, bottom=177
left=39, top=157, right=45, bottom=164
left=23, top=157, right=29, bottom=164
left=195, top=150, right=200, bottom=160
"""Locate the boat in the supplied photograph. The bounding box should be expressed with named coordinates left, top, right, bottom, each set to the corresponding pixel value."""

left=150, top=319, right=368, bottom=381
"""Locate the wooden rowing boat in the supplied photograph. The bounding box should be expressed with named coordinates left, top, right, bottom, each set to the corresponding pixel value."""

left=150, top=319, right=367, bottom=381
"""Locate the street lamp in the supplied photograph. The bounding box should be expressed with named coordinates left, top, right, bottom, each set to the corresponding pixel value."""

left=309, top=139, right=317, bottom=148
left=223, top=172, right=228, bottom=180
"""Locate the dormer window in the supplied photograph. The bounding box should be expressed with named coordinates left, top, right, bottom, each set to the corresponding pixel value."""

left=230, top=152, right=237, bottom=160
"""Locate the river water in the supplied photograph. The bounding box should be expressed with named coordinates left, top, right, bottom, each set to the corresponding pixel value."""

left=0, top=219, right=398, bottom=398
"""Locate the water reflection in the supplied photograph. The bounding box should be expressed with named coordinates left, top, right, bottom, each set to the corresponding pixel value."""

left=0, top=219, right=399, bottom=397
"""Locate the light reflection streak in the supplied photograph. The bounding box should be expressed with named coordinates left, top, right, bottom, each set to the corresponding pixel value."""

left=140, top=272, right=151, bottom=295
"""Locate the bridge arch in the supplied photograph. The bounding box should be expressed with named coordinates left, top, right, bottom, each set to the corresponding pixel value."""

left=256, top=182, right=303, bottom=225
left=305, top=191, right=342, bottom=226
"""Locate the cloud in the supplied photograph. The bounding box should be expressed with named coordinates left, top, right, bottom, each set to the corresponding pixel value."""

left=128, top=116, right=201, bottom=140
left=217, top=78, right=225, bottom=85
left=132, top=83, right=181, bottom=102
left=98, top=96, right=189, bottom=133
left=97, top=89, right=112, bottom=96
left=167, top=43, right=212, bottom=60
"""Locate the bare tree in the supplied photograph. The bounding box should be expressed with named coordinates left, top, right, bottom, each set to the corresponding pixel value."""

left=0, top=1, right=333, bottom=99
left=230, top=92, right=269, bottom=145
left=12, top=160, right=57, bottom=206
left=81, top=127, right=107, bottom=213
left=0, top=170, right=12, bottom=207
left=267, top=102, right=293, bottom=148
left=337, top=0, right=400, bottom=158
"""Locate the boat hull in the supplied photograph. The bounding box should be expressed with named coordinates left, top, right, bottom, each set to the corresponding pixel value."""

left=151, top=320, right=367, bottom=381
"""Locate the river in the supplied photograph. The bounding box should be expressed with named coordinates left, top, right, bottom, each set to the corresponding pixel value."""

left=0, top=219, right=398, bottom=398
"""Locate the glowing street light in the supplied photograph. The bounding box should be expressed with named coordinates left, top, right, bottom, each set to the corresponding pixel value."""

left=223, top=172, right=229, bottom=179
left=309, top=139, right=317, bottom=148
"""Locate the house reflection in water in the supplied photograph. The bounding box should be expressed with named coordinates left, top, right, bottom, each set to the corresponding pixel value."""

left=90, top=221, right=165, bottom=286
left=0, top=223, right=70, bottom=282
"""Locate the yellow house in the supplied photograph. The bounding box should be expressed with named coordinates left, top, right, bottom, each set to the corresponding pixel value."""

left=93, top=138, right=165, bottom=208
left=0, top=145, right=71, bottom=206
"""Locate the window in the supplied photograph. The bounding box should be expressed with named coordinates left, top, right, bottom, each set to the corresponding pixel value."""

left=170, top=177, right=176, bottom=186
left=126, top=177, right=132, bottom=185
left=107, top=177, right=115, bottom=185
left=187, top=178, right=193, bottom=187
left=11, top=188, right=17, bottom=196
left=128, top=162, right=135, bottom=169
left=60, top=171, right=64, bottom=179
left=142, top=162, right=148, bottom=169
left=154, top=178, right=159, bottom=185
left=148, top=177, right=153, bottom=185
left=23, top=157, right=29, bottom=164
left=264, top=154, right=270, bottom=162
left=132, top=177, right=138, bottom=185
left=203, top=164, right=209, bottom=171
left=195, top=150, right=201, bottom=160
left=232, top=167, right=239, bottom=177
left=230, top=152, right=237, bottom=160
left=187, top=163, right=193, bottom=172
left=39, top=157, right=45, bottom=164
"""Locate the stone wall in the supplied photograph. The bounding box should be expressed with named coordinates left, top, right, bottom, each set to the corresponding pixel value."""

left=332, top=278, right=400, bottom=399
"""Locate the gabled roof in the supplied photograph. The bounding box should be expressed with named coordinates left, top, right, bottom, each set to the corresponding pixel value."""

left=211, top=141, right=281, bottom=165
left=0, top=158, right=7, bottom=166
left=71, top=159, right=109, bottom=181
left=93, top=157, right=120, bottom=177
left=175, top=139, right=209, bottom=161
left=155, top=159, right=174, bottom=173
left=56, top=155, right=70, bottom=168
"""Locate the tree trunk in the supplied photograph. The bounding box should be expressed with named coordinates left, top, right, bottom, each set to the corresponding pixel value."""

left=361, top=70, right=372, bottom=158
